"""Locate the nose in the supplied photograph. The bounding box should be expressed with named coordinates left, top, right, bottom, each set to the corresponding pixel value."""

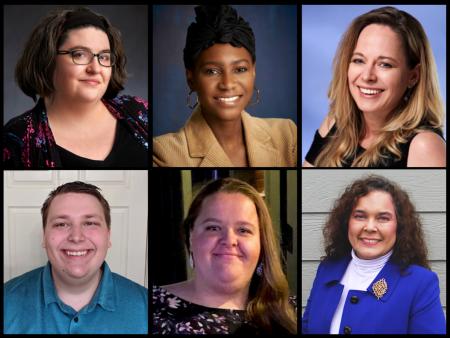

left=218, top=71, right=236, bottom=90
left=86, top=56, right=102, bottom=73
left=364, top=218, right=378, bottom=232
left=220, top=228, right=238, bottom=247
left=68, top=225, right=85, bottom=242
left=362, top=64, right=377, bottom=82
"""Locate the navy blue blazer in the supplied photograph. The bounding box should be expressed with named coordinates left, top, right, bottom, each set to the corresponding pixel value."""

left=302, top=256, right=446, bottom=334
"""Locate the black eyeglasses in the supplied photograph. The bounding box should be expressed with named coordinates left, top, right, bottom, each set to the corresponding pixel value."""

left=57, top=49, right=115, bottom=67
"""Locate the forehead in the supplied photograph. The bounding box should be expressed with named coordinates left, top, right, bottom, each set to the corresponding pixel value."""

left=353, top=190, right=395, bottom=210
left=197, top=192, right=257, bottom=217
left=196, top=43, right=253, bottom=67
left=48, top=192, right=104, bottom=215
left=60, top=26, right=110, bottom=49
left=354, top=24, right=405, bottom=60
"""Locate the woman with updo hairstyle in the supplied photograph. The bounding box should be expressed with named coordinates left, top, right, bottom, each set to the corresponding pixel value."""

left=3, top=7, right=148, bottom=168
left=153, top=5, right=297, bottom=167
left=303, top=6, right=445, bottom=167
left=152, top=178, right=297, bottom=334
left=302, top=175, right=446, bottom=334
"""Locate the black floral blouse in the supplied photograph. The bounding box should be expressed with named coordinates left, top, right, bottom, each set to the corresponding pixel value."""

left=152, top=285, right=297, bottom=335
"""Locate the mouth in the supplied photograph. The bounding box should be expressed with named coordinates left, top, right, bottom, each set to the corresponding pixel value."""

left=62, top=249, right=94, bottom=258
left=213, top=253, right=242, bottom=259
left=359, top=238, right=382, bottom=246
left=357, top=86, right=384, bottom=98
left=80, top=80, right=100, bottom=86
left=213, top=95, right=242, bottom=105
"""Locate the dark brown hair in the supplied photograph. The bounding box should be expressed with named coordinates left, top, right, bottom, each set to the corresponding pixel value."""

left=183, top=178, right=297, bottom=334
left=41, top=181, right=111, bottom=229
left=15, top=7, right=127, bottom=101
left=323, top=175, right=430, bottom=270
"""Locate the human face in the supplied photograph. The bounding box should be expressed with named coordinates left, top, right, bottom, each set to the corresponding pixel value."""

left=190, top=192, right=260, bottom=293
left=348, top=24, right=419, bottom=120
left=348, top=190, right=397, bottom=260
left=43, top=193, right=111, bottom=284
left=53, top=27, right=112, bottom=103
left=187, top=43, right=255, bottom=122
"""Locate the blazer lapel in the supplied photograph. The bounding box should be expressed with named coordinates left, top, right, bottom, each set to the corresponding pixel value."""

left=184, top=107, right=234, bottom=166
left=242, top=112, right=280, bottom=166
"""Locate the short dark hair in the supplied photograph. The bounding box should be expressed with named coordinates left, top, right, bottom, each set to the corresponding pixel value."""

left=183, top=5, right=256, bottom=70
left=41, top=181, right=111, bottom=229
left=15, top=7, right=127, bottom=102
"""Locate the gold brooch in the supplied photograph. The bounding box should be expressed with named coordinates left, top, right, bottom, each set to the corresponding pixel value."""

left=372, top=278, right=388, bottom=300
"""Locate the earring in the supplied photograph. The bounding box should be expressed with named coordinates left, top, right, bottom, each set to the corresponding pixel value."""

left=256, top=262, right=263, bottom=277
left=189, top=252, right=194, bottom=269
left=186, top=90, right=199, bottom=109
left=248, top=87, right=261, bottom=106
left=403, top=86, right=413, bottom=102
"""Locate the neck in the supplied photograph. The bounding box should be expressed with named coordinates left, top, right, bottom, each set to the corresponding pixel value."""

left=51, top=267, right=102, bottom=312
left=190, top=277, right=248, bottom=310
left=362, top=110, right=389, bottom=137
left=201, top=110, right=245, bottom=150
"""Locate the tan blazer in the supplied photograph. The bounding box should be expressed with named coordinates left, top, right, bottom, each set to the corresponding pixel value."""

left=153, top=107, right=297, bottom=167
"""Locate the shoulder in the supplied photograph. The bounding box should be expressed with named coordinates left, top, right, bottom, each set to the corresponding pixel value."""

left=407, top=131, right=446, bottom=167
left=111, top=271, right=148, bottom=300
left=153, top=131, right=190, bottom=167
left=318, top=115, right=335, bottom=138
left=4, top=110, right=35, bottom=135
left=4, top=266, right=44, bottom=297
left=247, top=114, right=297, bottom=133
left=106, top=95, right=148, bottom=110
left=104, top=95, right=148, bottom=122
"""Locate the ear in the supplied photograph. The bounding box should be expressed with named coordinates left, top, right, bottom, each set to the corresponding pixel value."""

left=108, top=228, right=112, bottom=248
left=409, top=63, right=420, bottom=87
left=186, top=69, right=195, bottom=91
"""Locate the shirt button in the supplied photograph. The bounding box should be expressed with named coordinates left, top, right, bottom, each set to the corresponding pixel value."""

left=344, top=326, right=352, bottom=334
left=74, top=317, right=79, bottom=323
left=350, top=296, right=359, bottom=304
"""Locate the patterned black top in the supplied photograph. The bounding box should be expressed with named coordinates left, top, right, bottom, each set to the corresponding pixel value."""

left=152, top=285, right=297, bottom=335
left=3, top=95, right=148, bottom=168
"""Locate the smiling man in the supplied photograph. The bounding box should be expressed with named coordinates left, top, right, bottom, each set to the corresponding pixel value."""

left=3, top=181, right=148, bottom=334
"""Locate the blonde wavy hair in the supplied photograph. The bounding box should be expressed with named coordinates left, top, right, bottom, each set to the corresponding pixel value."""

left=315, top=6, right=444, bottom=167
left=183, top=178, right=297, bottom=334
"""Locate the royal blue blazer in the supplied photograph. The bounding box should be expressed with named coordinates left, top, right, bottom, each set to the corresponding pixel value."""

left=302, top=256, right=446, bottom=334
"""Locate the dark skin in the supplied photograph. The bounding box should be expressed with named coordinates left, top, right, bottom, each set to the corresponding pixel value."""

left=186, top=43, right=256, bottom=166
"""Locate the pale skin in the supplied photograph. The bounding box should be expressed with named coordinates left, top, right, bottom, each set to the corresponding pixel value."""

left=187, top=43, right=256, bottom=166
left=348, top=190, right=397, bottom=260
left=304, top=24, right=446, bottom=167
left=163, top=192, right=261, bottom=310
left=42, top=192, right=111, bottom=311
left=45, top=27, right=117, bottom=161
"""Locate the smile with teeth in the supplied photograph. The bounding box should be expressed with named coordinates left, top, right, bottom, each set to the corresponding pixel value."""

left=361, top=238, right=381, bottom=244
left=359, top=87, right=383, bottom=95
left=65, top=250, right=90, bottom=256
left=216, top=96, right=240, bottom=102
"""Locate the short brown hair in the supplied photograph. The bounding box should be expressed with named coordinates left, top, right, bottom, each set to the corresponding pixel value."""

left=16, top=7, right=127, bottom=102
left=41, top=181, right=111, bottom=229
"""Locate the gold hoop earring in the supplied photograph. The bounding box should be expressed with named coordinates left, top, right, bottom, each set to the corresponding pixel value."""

left=186, top=90, right=199, bottom=109
left=248, top=87, right=260, bottom=106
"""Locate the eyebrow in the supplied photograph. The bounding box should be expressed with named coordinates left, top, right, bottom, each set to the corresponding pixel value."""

left=199, top=59, right=251, bottom=67
left=65, top=46, right=111, bottom=53
left=200, top=217, right=256, bottom=228
left=49, top=214, right=103, bottom=221
left=353, top=209, right=394, bottom=216
left=352, top=52, right=398, bottom=63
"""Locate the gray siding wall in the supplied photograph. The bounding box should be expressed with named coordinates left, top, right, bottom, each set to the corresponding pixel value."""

left=301, top=169, right=446, bottom=319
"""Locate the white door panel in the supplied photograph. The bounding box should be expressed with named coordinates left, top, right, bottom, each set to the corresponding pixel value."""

left=4, top=170, right=148, bottom=288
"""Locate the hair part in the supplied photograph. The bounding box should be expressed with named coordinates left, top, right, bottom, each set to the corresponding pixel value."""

left=15, top=7, right=127, bottom=102
left=183, top=177, right=297, bottom=334
left=41, top=181, right=111, bottom=229
left=315, top=6, right=444, bottom=167
left=323, top=174, right=430, bottom=270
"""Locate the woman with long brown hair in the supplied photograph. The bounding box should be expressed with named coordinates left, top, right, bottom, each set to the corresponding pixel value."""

left=303, top=6, right=445, bottom=167
left=302, top=175, right=445, bottom=334
left=152, top=178, right=297, bottom=334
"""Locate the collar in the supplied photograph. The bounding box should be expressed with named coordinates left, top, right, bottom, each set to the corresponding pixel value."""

left=43, top=261, right=116, bottom=313
left=323, top=255, right=401, bottom=302
left=184, top=106, right=279, bottom=166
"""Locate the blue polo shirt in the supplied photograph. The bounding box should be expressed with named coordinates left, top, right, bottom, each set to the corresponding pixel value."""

left=4, top=261, right=148, bottom=334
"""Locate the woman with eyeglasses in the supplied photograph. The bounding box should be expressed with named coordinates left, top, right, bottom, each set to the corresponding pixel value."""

left=3, top=7, right=148, bottom=168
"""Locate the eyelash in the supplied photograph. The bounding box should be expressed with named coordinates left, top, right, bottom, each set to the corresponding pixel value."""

left=204, top=225, right=252, bottom=234
left=353, top=214, right=390, bottom=222
left=351, top=59, right=393, bottom=68
left=204, top=67, right=248, bottom=76
left=54, top=222, right=98, bottom=228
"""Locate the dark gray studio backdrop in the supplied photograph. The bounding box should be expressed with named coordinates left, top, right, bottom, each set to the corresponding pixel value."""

left=3, top=5, right=148, bottom=125
left=153, top=5, right=298, bottom=137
